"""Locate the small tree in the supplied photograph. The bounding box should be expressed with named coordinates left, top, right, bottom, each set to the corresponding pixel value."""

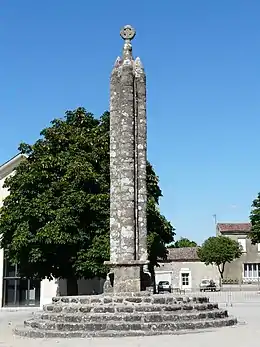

left=168, top=237, right=197, bottom=248
left=197, top=236, right=242, bottom=279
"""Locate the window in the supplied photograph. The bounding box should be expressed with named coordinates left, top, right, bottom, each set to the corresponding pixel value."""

left=243, top=263, right=260, bottom=281
left=248, top=264, right=252, bottom=277
left=181, top=273, right=189, bottom=286
left=238, top=238, right=246, bottom=252
left=253, top=264, right=258, bottom=277
left=2, top=257, right=40, bottom=307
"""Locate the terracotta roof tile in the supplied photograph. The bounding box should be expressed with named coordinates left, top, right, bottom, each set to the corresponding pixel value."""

left=166, top=247, right=199, bottom=261
left=217, top=223, right=251, bottom=233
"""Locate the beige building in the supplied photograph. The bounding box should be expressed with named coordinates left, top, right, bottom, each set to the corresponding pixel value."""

left=217, top=223, right=260, bottom=283
left=155, top=247, right=219, bottom=291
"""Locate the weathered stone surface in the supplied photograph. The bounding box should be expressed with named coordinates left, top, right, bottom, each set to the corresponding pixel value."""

left=14, top=317, right=237, bottom=338
left=14, top=293, right=237, bottom=338
left=113, top=265, right=141, bottom=293
left=24, top=311, right=230, bottom=331
left=50, top=294, right=209, bottom=305
left=105, top=24, right=150, bottom=293
left=39, top=309, right=228, bottom=323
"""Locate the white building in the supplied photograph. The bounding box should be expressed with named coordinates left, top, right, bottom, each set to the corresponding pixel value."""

left=0, top=154, right=104, bottom=308
left=155, top=247, right=219, bottom=291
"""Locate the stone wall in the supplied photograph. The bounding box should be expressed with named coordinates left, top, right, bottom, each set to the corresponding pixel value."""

left=0, top=169, right=17, bottom=307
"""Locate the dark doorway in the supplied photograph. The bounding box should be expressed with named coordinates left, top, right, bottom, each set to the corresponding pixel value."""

left=2, top=258, right=40, bottom=307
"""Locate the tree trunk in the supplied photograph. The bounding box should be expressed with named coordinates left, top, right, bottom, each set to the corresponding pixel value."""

left=148, top=264, right=156, bottom=294
left=217, top=263, right=225, bottom=287
left=66, top=277, right=78, bottom=296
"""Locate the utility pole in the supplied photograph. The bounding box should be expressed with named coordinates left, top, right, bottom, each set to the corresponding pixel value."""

left=213, top=214, right=217, bottom=225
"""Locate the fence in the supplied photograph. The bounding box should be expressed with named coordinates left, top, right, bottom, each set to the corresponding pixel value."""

left=190, top=284, right=260, bottom=306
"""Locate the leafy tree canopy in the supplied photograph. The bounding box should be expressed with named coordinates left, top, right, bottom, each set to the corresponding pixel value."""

left=197, top=236, right=242, bottom=279
left=168, top=237, right=197, bottom=248
left=0, top=108, right=174, bottom=290
left=249, top=193, right=260, bottom=244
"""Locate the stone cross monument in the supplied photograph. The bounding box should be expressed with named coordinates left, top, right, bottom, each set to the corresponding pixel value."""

left=104, top=25, right=149, bottom=293
left=14, top=25, right=237, bottom=339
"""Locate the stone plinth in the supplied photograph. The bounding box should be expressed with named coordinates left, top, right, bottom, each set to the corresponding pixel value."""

left=113, top=265, right=141, bottom=293
left=104, top=260, right=148, bottom=293
left=14, top=293, right=237, bottom=338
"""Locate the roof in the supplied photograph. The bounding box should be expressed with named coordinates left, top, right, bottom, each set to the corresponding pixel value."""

left=167, top=247, right=199, bottom=261
left=217, top=223, right=251, bottom=233
left=0, top=154, right=26, bottom=180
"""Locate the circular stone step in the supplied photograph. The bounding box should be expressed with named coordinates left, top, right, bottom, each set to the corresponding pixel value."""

left=14, top=317, right=237, bottom=338
left=13, top=294, right=237, bottom=338
left=51, top=294, right=209, bottom=305
left=43, top=302, right=219, bottom=314
left=38, top=309, right=228, bottom=323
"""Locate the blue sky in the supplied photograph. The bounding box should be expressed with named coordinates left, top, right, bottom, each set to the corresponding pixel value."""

left=1, top=1, right=260, bottom=244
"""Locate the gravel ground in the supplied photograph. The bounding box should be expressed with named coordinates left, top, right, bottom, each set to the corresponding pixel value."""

left=0, top=302, right=259, bottom=347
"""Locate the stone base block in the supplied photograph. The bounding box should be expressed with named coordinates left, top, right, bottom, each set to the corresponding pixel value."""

left=113, top=266, right=141, bottom=292
left=104, top=260, right=150, bottom=293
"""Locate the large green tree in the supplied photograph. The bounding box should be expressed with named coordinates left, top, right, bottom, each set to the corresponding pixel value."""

left=249, top=193, right=260, bottom=244
left=197, top=236, right=242, bottom=279
left=168, top=237, right=197, bottom=248
left=0, top=108, right=174, bottom=294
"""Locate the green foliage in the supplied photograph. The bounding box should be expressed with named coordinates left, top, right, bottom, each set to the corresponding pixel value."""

left=197, top=236, right=242, bottom=278
left=0, top=108, right=174, bottom=282
left=249, top=193, right=260, bottom=244
left=168, top=237, right=197, bottom=248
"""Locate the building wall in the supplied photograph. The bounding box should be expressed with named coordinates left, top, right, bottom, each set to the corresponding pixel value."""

left=58, top=278, right=105, bottom=296
left=0, top=171, right=13, bottom=203
left=0, top=172, right=11, bottom=307
left=156, top=261, right=219, bottom=290
left=39, top=278, right=105, bottom=307
left=222, top=233, right=260, bottom=282
left=0, top=248, right=3, bottom=307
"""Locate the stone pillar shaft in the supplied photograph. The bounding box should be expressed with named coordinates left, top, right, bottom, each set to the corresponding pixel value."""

left=135, top=60, right=147, bottom=262
left=105, top=25, right=149, bottom=293
left=109, top=62, right=121, bottom=263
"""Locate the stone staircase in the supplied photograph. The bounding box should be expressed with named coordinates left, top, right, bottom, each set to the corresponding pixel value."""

left=14, top=294, right=237, bottom=338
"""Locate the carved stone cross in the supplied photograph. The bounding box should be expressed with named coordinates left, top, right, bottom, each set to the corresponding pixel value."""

left=120, top=25, right=136, bottom=41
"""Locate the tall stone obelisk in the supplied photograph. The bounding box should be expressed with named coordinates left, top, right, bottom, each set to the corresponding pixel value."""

left=105, top=25, right=149, bottom=293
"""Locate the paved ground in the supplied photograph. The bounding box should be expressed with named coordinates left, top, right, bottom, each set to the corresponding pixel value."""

left=0, top=299, right=259, bottom=347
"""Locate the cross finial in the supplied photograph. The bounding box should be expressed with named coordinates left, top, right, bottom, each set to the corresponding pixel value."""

left=120, top=25, right=136, bottom=41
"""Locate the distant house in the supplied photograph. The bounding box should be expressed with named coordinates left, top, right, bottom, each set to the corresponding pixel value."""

left=155, top=247, right=219, bottom=291
left=216, top=223, right=260, bottom=283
